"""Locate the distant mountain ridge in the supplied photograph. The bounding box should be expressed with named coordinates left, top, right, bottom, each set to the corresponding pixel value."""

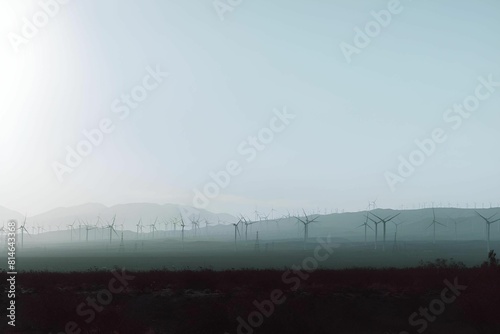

left=2, top=204, right=500, bottom=243
left=0, top=205, right=25, bottom=224
left=11, top=202, right=238, bottom=231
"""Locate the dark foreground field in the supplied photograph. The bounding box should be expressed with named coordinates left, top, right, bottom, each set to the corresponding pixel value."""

left=2, top=260, right=500, bottom=334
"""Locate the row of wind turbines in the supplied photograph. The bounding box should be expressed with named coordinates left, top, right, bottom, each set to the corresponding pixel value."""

left=3, top=204, right=500, bottom=255
left=357, top=204, right=500, bottom=254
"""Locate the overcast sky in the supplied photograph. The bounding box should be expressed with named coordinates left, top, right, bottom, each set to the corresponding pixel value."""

left=1, top=0, right=500, bottom=216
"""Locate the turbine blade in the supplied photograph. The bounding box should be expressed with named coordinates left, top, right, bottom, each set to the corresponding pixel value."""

left=386, top=213, right=401, bottom=222
left=369, top=212, right=384, bottom=221
left=475, top=211, right=488, bottom=222
left=296, top=217, right=306, bottom=224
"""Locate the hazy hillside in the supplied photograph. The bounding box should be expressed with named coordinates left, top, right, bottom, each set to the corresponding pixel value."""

left=25, top=202, right=238, bottom=231
left=0, top=205, right=24, bottom=224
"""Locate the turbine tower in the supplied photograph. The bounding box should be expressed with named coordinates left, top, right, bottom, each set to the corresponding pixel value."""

left=426, top=208, right=446, bottom=244
left=296, top=209, right=320, bottom=249
left=392, top=220, right=405, bottom=252
left=241, top=216, right=257, bottom=241
left=180, top=216, right=186, bottom=245
left=357, top=213, right=374, bottom=245
left=367, top=212, right=401, bottom=251
left=136, top=219, right=143, bottom=240
left=149, top=217, right=158, bottom=239
left=105, top=215, right=119, bottom=244
left=475, top=211, right=500, bottom=253
left=232, top=218, right=242, bottom=249
left=18, top=217, right=30, bottom=248
left=189, top=215, right=200, bottom=237
left=85, top=223, right=96, bottom=242
left=67, top=220, right=76, bottom=242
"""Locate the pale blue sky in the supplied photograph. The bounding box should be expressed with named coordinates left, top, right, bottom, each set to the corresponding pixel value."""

left=1, top=0, right=499, bottom=216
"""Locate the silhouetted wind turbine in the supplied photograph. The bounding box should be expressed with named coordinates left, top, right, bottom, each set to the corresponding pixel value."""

left=447, top=216, right=459, bottom=242
left=78, top=219, right=83, bottom=241
left=475, top=211, right=500, bottom=253
left=85, top=223, right=96, bottom=242
left=367, top=212, right=400, bottom=251
left=18, top=216, right=30, bottom=248
left=67, top=220, right=76, bottom=242
left=170, top=217, right=179, bottom=234
left=189, top=215, right=200, bottom=237
left=392, top=220, right=405, bottom=251
left=296, top=209, right=319, bottom=248
left=427, top=208, right=446, bottom=244
left=180, top=216, right=186, bottom=244
left=136, top=219, right=143, bottom=240
left=241, top=216, right=257, bottom=241
left=204, top=219, right=212, bottom=236
left=357, top=213, right=374, bottom=245
left=232, top=218, right=242, bottom=249
left=105, top=215, right=119, bottom=244
left=149, top=217, right=158, bottom=239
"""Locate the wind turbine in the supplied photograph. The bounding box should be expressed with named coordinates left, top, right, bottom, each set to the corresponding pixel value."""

left=136, top=219, right=143, bottom=240
left=171, top=217, right=179, bottom=234
left=426, top=208, right=446, bottom=244
left=357, top=213, right=374, bottom=245
left=254, top=208, right=261, bottom=222
left=18, top=216, right=30, bottom=248
left=367, top=212, right=401, bottom=251
left=232, top=218, right=242, bottom=249
left=296, top=209, right=320, bottom=248
left=189, top=215, right=200, bottom=237
left=270, top=208, right=277, bottom=220
left=85, top=223, right=96, bottom=242
left=149, top=217, right=158, bottom=239
left=105, top=215, right=119, bottom=244
left=118, top=221, right=125, bottom=233
left=260, top=211, right=271, bottom=221
left=241, top=216, right=258, bottom=241
left=475, top=211, right=500, bottom=253
left=392, top=220, right=405, bottom=251
left=77, top=219, right=84, bottom=241
left=204, top=219, right=213, bottom=236
left=447, top=216, right=460, bottom=242
left=180, top=216, right=186, bottom=244
left=67, top=220, right=76, bottom=242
